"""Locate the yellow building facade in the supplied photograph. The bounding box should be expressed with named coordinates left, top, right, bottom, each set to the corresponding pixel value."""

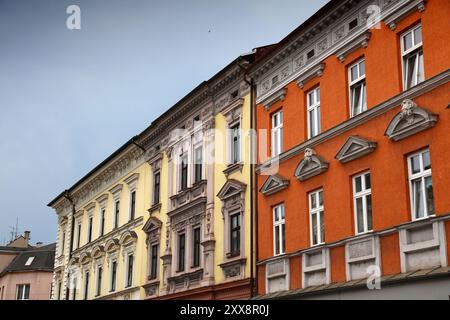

left=49, top=52, right=259, bottom=300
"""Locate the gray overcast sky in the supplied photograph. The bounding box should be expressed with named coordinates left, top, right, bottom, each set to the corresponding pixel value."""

left=0, top=0, right=328, bottom=245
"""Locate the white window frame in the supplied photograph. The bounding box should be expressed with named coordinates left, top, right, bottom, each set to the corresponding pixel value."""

left=307, top=87, right=321, bottom=138
left=16, top=284, right=30, bottom=300
left=401, top=24, right=424, bottom=90
left=348, top=59, right=367, bottom=117
left=273, top=204, right=285, bottom=256
left=309, top=189, right=325, bottom=246
left=407, top=149, right=434, bottom=221
left=353, top=172, right=373, bottom=235
left=193, top=142, right=204, bottom=183
left=271, top=111, right=283, bottom=157
left=228, top=121, right=242, bottom=164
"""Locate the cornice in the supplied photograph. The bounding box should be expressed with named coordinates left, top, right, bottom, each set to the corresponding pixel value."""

left=261, top=88, right=287, bottom=111
left=296, top=63, right=325, bottom=88
left=108, top=184, right=123, bottom=196
left=257, top=69, right=450, bottom=174
left=335, top=31, right=371, bottom=63
left=384, top=0, right=426, bottom=31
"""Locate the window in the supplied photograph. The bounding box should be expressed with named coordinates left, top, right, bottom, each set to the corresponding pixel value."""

left=230, top=213, right=241, bottom=256
left=177, top=233, right=186, bottom=272
left=401, top=25, right=424, bottom=90
left=194, top=146, right=203, bottom=183
left=180, top=153, right=188, bottom=190
left=130, top=191, right=136, bottom=221
left=230, top=123, right=241, bottom=164
left=192, top=227, right=201, bottom=267
left=57, top=281, right=62, bottom=300
left=307, top=87, right=321, bottom=138
left=61, top=230, right=65, bottom=256
left=126, top=254, right=134, bottom=288
left=88, top=216, right=93, bottom=243
left=271, top=111, right=283, bottom=157
left=273, top=204, right=285, bottom=256
left=408, top=149, right=434, bottom=220
left=76, top=223, right=82, bottom=249
left=114, top=200, right=120, bottom=229
left=153, top=172, right=160, bottom=205
left=353, top=172, right=373, bottom=234
left=99, top=209, right=105, bottom=237
left=349, top=18, right=358, bottom=30
left=83, top=271, right=89, bottom=300
left=309, top=190, right=325, bottom=246
left=16, top=284, right=30, bottom=300
left=349, top=59, right=366, bottom=117
left=25, top=256, right=35, bottom=266
left=110, top=260, right=117, bottom=292
left=72, top=277, right=77, bottom=300
left=96, top=266, right=102, bottom=297
left=307, top=49, right=315, bottom=60
left=150, top=244, right=159, bottom=279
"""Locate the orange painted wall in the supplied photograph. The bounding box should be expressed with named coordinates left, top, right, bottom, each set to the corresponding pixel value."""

left=256, top=0, right=450, bottom=295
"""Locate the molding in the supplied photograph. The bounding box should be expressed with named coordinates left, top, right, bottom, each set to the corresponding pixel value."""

left=109, top=184, right=123, bottom=199
left=335, top=136, right=377, bottom=163
left=260, top=175, right=290, bottom=196
left=261, top=88, right=287, bottom=111
left=221, top=98, right=244, bottom=123
left=335, top=31, right=371, bottom=62
left=295, top=63, right=325, bottom=88
left=84, top=202, right=96, bottom=213
left=217, top=179, right=247, bottom=201
left=294, top=148, right=329, bottom=181
left=385, top=99, right=438, bottom=141
left=148, top=203, right=162, bottom=214
left=223, top=162, right=244, bottom=177
left=95, top=194, right=109, bottom=207
left=123, top=173, right=139, bottom=188
left=256, top=69, right=450, bottom=174
left=384, top=0, right=426, bottom=31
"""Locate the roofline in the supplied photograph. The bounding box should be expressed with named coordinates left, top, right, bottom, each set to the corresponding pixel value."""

left=247, top=0, right=339, bottom=74
left=47, top=138, right=135, bottom=207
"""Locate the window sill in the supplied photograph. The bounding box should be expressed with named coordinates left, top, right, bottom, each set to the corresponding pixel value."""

left=223, top=162, right=244, bottom=177
left=148, top=203, right=162, bottom=214
left=226, top=251, right=241, bottom=259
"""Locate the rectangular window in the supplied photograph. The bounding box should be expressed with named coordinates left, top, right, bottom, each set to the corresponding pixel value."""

left=194, top=146, right=203, bottom=183
left=126, top=254, right=134, bottom=288
left=96, top=266, right=102, bottom=297
left=110, top=260, right=117, bottom=292
left=61, top=230, right=65, bottom=256
left=307, top=87, right=321, bottom=138
left=16, top=284, right=30, bottom=300
left=83, top=271, right=89, bottom=300
left=192, top=227, right=201, bottom=267
left=349, top=59, right=366, bottom=117
left=77, top=223, right=82, bottom=249
left=230, top=213, right=241, bottom=256
left=99, top=209, right=105, bottom=237
left=153, top=172, right=160, bottom=205
left=231, top=123, right=241, bottom=164
left=150, top=244, right=159, bottom=279
left=114, top=200, right=120, bottom=229
left=402, top=25, right=424, bottom=90
left=178, top=233, right=186, bottom=272
left=309, top=189, right=325, bottom=246
left=88, top=216, right=93, bottom=243
left=57, top=281, right=62, bottom=300
left=130, top=191, right=136, bottom=221
left=180, top=154, right=188, bottom=190
left=408, top=149, right=434, bottom=220
left=72, top=277, right=77, bottom=300
left=271, top=111, right=283, bottom=157
left=353, top=172, right=373, bottom=234
left=273, top=204, right=285, bottom=256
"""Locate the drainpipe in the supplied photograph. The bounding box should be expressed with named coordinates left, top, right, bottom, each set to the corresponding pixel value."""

left=131, top=135, right=146, bottom=153
left=239, top=56, right=258, bottom=298
left=63, top=190, right=76, bottom=300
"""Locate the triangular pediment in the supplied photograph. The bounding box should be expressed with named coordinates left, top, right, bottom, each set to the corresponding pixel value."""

left=385, top=99, right=438, bottom=141
left=294, top=148, right=329, bottom=181
left=335, top=136, right=377, bottom=163
left=260, top=175, right=289, bottom=196
left=217, top=179, right=247, bottom=200
left=143, top=216, right=163, bottom=233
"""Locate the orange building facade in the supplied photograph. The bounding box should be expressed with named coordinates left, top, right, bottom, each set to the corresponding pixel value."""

left=252, top=0, right=450, bottom=299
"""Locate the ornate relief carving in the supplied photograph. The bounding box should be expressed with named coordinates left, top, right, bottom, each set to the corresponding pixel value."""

left=294, top=148, right=329, bottom=181
left=260, top=175, right=290, bottom=196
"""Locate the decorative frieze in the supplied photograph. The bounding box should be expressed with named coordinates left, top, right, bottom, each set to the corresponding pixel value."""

left=302, top=248, right=330, bottom=288
left=345, top=236, right=380, bottom=281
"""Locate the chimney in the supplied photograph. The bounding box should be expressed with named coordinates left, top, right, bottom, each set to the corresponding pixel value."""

left=24, top=231, right=30, bottom=246
left=36, top=242, right=43, bottom=247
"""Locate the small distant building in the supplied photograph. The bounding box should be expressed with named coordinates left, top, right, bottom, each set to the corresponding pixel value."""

left=0, top=231, right=55, bottom=300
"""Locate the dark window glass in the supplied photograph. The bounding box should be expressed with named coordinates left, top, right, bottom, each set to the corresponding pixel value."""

left=130, top=191, right=136, bottom=221
left=178, top=234, right=185, bottom=272
left=231, top=124, right=240, bottom=164
left=100, top=209, right=105, bottom=236
left=230, top=213, right=241, bottom=255
left=96, top=267, right=102, bottom=296
left=83, top=272, right=89, bottom=300
left=114, top=200, right=120, bottom=228
left=194, top=147, right=202, bottom=183
left=88, top=217, right=93, bottom=243
left=127, top=255, right=134, bottom=287
left=181, top=155, right=188, bottom=190
left=111, top=261, right=117, bottom=292
left=153, top=172, right=160, bottom=204
left=77, top=224, right=81, bottom=249
left=193, top=228, right=201, bottom=267
left=150, top=244, right=158, bottom=279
